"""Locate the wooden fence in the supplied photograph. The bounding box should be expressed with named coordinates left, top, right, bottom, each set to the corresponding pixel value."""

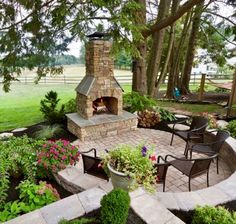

left=1, top=73, right=233, bottom=85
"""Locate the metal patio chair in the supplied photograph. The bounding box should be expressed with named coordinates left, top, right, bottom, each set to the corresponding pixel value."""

left=170, top=116, right=208, bottom=156
left=165, top=154, right=217, bottom=191
left=186, top=130, right=230, bottom=174
left=81, top=148, right=109, bottom=181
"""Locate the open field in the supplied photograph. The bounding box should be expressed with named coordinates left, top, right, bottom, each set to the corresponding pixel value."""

left=21, top=64, right=132, bottom=77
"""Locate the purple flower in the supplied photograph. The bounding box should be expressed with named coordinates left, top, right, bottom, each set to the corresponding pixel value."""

left=141, top=146, right=148, bottom=157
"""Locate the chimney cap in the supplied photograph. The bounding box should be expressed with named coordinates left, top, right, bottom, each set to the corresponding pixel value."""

left=86, top=32, right=109, bottom=40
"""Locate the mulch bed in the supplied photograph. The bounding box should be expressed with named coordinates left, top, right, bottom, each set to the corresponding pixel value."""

left=9, top=121, right=77, bottom=142
left=157, top=91, right=230, bottom=104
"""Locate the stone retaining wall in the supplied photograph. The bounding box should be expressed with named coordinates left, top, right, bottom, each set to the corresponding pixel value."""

left=155, top=135, right=236, bottom=212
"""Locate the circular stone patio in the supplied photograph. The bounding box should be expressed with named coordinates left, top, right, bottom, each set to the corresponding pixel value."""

left=73, top=128, right=232, bottom=192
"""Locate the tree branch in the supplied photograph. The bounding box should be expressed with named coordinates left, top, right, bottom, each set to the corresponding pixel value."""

left=204, top=20, right=236, bottom=46
left=0, top=0, right=56, bottom=31
left=142, top=0, right=206, bottom=37
left=206, top=11, right=236, bottom=25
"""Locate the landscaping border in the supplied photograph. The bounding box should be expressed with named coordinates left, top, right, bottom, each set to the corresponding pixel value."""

left=5, top=132, right=236, bottom=224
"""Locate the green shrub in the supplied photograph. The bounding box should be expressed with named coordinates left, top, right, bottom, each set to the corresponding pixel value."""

left=33, top=124, right=65, bottom=140
left=0, top=180, right=59, bottom=222
left=0, top=136, right=45, bottom=205
left=123, top=91, right=157, bottom=113
left=226, top=120, right=236, bottom=138
left=65, top=98, right=77, bottom=113
left=192, top=205, right=236, bottom=224
left=40, top=91, right=65, bottom=124
left=100, top=188, right=130, bottom=224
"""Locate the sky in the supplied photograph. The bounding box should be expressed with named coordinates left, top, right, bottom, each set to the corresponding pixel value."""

left=68, top=40, right=82, bottom=57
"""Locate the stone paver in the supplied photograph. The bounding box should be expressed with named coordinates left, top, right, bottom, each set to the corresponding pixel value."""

left=73, top=128, right=232, bottom=192
left=11, top=127, right=27, bottom=132
left=5, top=210, right=47, bottom=224
left=131, top=193, right=184, bottom=224
left=0, top=132, right=13, bottom=139
left=77, top=187, right=106, bottom=213
left=40, top=195, right=84, bottom=224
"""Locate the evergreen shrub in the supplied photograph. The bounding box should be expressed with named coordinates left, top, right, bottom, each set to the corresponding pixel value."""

left=100, top=188, right=130, bottom=224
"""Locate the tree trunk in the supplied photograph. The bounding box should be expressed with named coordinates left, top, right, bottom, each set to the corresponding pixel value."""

left=146, top=0, right=171, bottom=97
left=132, top=0, right=147, bottom=95
left=166, top=10, right=193, bottom=98
left=180, top=2, right=204, bottom=94
left=155, top=0, right=180, bottom=96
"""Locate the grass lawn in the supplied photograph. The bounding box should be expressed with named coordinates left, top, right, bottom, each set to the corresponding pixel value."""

left=156, top=100, right=226, bottom=115
left=0, top=84, right=77, bottom=131
left=0, top=83, right=132, bottom=131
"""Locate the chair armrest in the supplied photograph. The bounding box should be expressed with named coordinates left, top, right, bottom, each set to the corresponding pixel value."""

left=188, top=123, right=208, bottom=134
left=172, top=119, right=190, bottom=130
left=157, top=155, right=169, bottom=165
left=165, top=154, right=196, bottom=162
left=81, top=148, right=97, bottom=157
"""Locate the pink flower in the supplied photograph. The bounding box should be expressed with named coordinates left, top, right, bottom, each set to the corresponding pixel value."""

left=62, top=155, right=67, bottom=160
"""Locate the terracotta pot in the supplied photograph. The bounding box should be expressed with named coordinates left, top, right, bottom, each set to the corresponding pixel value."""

left=107, top=163, right=135, bottom=191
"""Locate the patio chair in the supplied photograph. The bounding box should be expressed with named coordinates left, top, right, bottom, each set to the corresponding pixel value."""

left=154, top=156, right=169, bottom=192
left=186, top=130, right=230, bottom=174
left=81, top=148, right=109, bottom=181
left=165, top=154, right=217, bottom=191
left=170, top=116, right=208, bottom=156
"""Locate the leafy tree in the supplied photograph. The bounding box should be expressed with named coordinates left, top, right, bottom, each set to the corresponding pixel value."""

left=115, top=50, right=132, bottom=69
left=0, top=0, right=235, bottom=98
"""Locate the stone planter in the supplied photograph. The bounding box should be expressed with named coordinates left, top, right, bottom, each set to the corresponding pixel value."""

left=107, top=163, right=135, bottom=191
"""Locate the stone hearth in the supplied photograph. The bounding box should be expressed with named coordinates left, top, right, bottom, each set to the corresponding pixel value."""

left=67, top=111, right=137, bottom=141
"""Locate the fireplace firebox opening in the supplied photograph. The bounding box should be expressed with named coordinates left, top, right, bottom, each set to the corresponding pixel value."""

left=93, top=97, right=118, bottom=115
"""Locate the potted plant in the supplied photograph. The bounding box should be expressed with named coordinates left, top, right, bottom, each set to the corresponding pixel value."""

left=101, top=144, right=157, bottom=192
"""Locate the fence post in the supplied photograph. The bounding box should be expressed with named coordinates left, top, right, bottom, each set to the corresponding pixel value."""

left=25, top=76, right=27, bottom=84
left=198, top=73, right=206, bottom=101
left=64, top=75, right=66, bottom=84
left=227, top=68, right=236, bottom=117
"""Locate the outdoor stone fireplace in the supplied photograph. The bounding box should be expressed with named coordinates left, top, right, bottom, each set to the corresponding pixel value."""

left=66, top=33, right=137, bottom=141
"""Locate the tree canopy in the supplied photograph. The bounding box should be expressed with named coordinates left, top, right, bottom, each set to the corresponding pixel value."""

left=0, top=0, right=235, bottom=95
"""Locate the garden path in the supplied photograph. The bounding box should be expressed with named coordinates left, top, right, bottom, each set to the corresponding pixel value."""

left=73, top=128, right=232, bottom=192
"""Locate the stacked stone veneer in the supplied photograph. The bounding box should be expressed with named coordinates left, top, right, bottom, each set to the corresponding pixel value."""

left=76, top=40, right=123, bottom=120
left=67, top=38, right=137, bottom=141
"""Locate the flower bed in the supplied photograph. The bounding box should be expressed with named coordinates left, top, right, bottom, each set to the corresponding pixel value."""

left=0, top=136, right=79, bottom=222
